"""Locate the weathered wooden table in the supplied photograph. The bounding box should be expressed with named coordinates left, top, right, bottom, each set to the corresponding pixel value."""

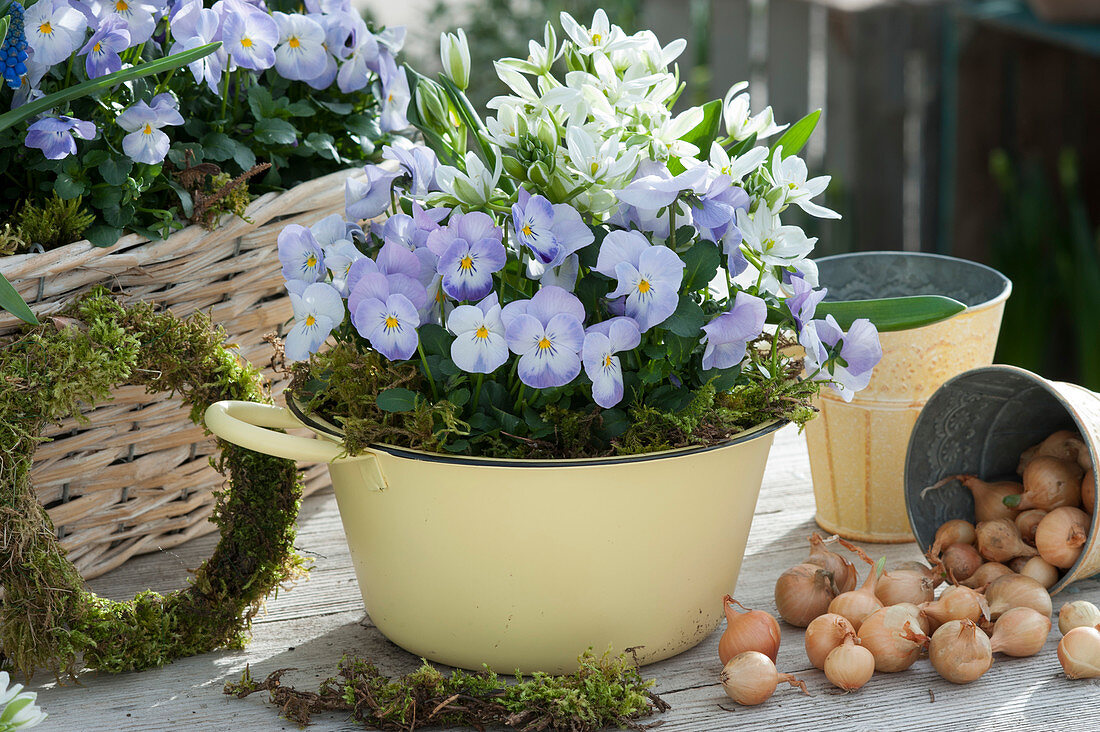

left=31, top=426, right=1100, bottom=730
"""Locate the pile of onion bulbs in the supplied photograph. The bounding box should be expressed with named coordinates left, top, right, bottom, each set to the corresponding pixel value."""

left=921, top=429, right=1095, bottom=590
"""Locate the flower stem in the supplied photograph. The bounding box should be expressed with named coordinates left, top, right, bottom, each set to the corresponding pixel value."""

left=417, top=342, right=439, bottom=401
left=668, top=204, right=676, bottom=248
left=472, top=373, right=484, bottom=411
left=219, top=70, right=231, bottom=127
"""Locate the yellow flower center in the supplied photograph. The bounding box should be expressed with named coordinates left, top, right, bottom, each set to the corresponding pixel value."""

left=537, top=337, right=552, bottom=351
left=603, top=354, right=613, bottom=368
left=590, top=161, right=599, bottom=175
left=39, top=22, right=53, bottom=35
left=459, top=255, right=474, bottom=271
left=385, top=315, right=400, bottom=329
left=763, top=238, right=775, bottom=252
left=722, top=166, right=731, bottom=175
left=592, top=32, right=602, bottom=44
left=93, top=42, right=102, bottom=53
left=305, top=315, right=316, bottom=326
left=115, top=0, right=129, bottom=10
left=521, top=224, right=532, bottom=237
left=289, top=37, right=300, bottom=49
left=305, top=254, right=317, bottom=268
left=142, top=123, right=153, bottom=135
left=241, top=36, right=253, bottom=48
left=788, top=182, right=798, bottom=190
left=475, top=325, right=489, bottom=339
left=637, top=279, right=651, bottom=294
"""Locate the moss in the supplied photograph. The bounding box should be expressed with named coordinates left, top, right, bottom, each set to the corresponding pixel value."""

left=0, top=288, right=305, bottom=677
left=0, top=223, right=27, bottom=256
left=13, top=194, right=95, bottom=250
left=225, top=649, right=669, bottom=731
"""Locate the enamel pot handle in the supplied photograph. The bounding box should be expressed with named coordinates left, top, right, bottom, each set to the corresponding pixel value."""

left=204, top=401, right=345, bottom=463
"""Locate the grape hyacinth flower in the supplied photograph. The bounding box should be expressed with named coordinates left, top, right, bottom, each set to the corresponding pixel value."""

left=502, top=286, right=586, bottom=389
left=800, top=314, right=883, bottom=402
left=594, top=230, right=684, bottom=332
left=116, top=94, right=184, bottom=164
left=24, top=115, right=95, bottom=159
left=427, top=211, right=506, bottom=302
left=349, top=271, right=421, bottom=361
left=273, top=11, right=328, bottom=81
left=278, top=224, right=327, bottom=283
left=345, top=164, right=400, bottom=221
left=448, top=295, right=509, bottom=374
left=582, top=317, right=641, bottom=408
left=80, top=15, right=130, bottom=78
left=785, top=276, right=827, bottom=332
left=700, top=292, right=767, bottom=371
left=284, top=281, right=345, bottom=361
left=24, top=0, right=85, bottom=66
left=219, top=0, right=279, bottom=71
left=511, top=188, right=594, bottom=269
left=1, top=2, right=29, bottom=90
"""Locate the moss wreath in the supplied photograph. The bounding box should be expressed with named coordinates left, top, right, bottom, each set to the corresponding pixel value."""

left=0, top=288, right=307, bottom=678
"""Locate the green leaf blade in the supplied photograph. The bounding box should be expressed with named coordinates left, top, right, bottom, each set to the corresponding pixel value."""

left=0, top=271, right=38, bottom=325
left=818, top=295, right=967, bottom=333
left=770, top=109, right=821, bottom=159
left=376, top=387, right=418, bottom=413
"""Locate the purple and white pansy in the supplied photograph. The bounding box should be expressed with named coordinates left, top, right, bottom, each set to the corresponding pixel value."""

left=502, top=287, right=587, bottom=389
left=116, top=94, right=184, bottom=164
left=24, top=115, right=96, bottom=160
left=426, top=211, right=506, bottom=302
left=800, top=315, right=882, bottom=402
left=595, top=230, right=684, bottom=332
left=583, top=317, right=641, bottom=408
left=700, top=292, right=767, bottom=371
left=348, top=271, right=421, bottom=361
left=448, top=295, right=509, bottom=374
left=284, top=280, right=345, bottom=361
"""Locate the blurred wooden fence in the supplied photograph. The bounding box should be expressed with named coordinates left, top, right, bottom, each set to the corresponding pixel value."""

left=641, top=0, right=950, bottom=256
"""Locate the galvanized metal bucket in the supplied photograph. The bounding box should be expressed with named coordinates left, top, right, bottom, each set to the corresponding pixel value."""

left=806, top=252, right=1011, bottom=542
left=904, top=365, right=1100, bottom=594
left=205, top=399, right=783, bottom=672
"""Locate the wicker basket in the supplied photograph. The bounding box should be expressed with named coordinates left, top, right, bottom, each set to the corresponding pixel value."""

left=0, top=167, right=362, bottom=579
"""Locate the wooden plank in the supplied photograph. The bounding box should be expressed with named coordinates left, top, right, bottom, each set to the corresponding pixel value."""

left=766, top=0, right=812, bottom=136
left=29, top=427, right=1100, bottom=731
left=708, top=0, right=752, bottom=102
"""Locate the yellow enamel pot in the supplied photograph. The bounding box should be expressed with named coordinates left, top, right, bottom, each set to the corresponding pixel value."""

left=204, top=400, right=782, bottom=673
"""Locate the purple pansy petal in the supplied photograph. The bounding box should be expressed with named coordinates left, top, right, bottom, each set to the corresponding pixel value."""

left=786, top=277, right=827, bottom=331
left=345, top=165, right=400, bottom=221
left=438, top=236, right=506, bottom=302
left=278, top=224, right=327, bottom=283
left=526, top=285, right=586, bottom=325
left=594, top=229, right=650, bottom=278
left=385, top=272, right=429, bottom=311
left=347, top=270, right=392, bottom=317
left=285, top=281, right=345, bottom=361
left=514, top=312, right=584, bottom=389
left=500, top=299, right=530, bottom=331
left=700, top=292, right=767, bottom=370
left=376, top=241, right=422, bottom=280
left=582, top=332, right=624, bottom=408
left=448, top=302, right=509, bottom=373
left=354, top=293, right=420, bottom=361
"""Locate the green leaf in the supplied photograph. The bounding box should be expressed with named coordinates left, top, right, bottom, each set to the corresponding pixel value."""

left=449, top=388, right=471, bottom=408
left=639, top=360, right=665, bottom=384
left=816, top=295, right=967, bottom=333
left=0, top=43, right=221, bottom=133
left=346, top=113, right=381, bottom=139
left=596, top=408, right=630, bottom=439
left=679, top=99, right=723, bottom=155
left=0, top=271, right=38, bottom=325
left=492, top=406, right=523, bottom=434
left=85, top=224, right=122, bottom=247
left=98, top=157, right=133, bottom=187
left=247, top=85, right=276, bottom=120
left=418, top=323, right=451, bottom=356
left=376, top=387, right=418, bottom=412
left=286, top=100, right=316, bottom=117
left=708, top=365, right=742, bottom=392
left=770, top=109, right=820, bottom=159
left=167, top=142, right=203, bottom=167
left=201, top=132, right=236, bottom=161
left=665, top=333, right=698, bottom=365
left=305, top=132, right=339, bottom=161
left=680, top=241, right=721, bottom=291
left=662, top=296, right=707, bottom=337
left=232, top=141, right=256, bottom=171
left=54, top=172, right=85, bottom=199
left=253, top=118, right=298, bottom=146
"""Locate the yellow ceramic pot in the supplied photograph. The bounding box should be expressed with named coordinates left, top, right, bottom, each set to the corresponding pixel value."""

left=805, top=252, right=1011, bottom=542
left=204, top=400, right=782, bottom=673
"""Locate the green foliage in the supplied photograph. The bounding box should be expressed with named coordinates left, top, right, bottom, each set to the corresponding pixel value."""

left=12, top=193, right=95, bottom=250
left=224, top=649, right=668, bottom=730
left=990, top=149, right=1100, bottom=389
left=0, top=289, right=306, bottom=677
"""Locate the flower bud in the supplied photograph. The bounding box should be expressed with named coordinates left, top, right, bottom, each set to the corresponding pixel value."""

left=440, top=29, right=471, bottom=91
left=535, top=115, right=558, bottom=151
left=414, top=78, right=450, bottom=135
left=528, top=160, right=551, bottom=187
left=502, top=155, right=527, bottom=181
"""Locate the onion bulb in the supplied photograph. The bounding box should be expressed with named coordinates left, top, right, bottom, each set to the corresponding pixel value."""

left=984, top=573, right=1052, bottom=619
left=929, top=619, right=993, bottom=684
left=828, top=557, right=885, bottom=631
left=804, top=613, right=856, bottom=670
left=857, top=605, right=929, bottom=672
left=875, top=566, right=935, bottom=606
left=1015, top=509, right=1047, bottom=545
left=988, top=606, right=1051, bottom=657
left=921, top=476, right=1022, bottom=523
left=960, top=562, right=1014, bottom=590
left=1035, top=430, right=1092, bottom=472
left=891, top=602, right=934, bottom=635
left=720, top=652, right=808, bottom=705
left=1007, top=456, right=1084, bottom=511
left=894, top=560, right=945, bottom=588
left=1083, top=469, right=1096, bottom=517
left=1018, top=556, right=1059, bottom=589
left=920, top=585, right=989, bottom=628
left=774, top=563, right=838, bottom=627
left=719, top=596, right=781, bottom=665
left=976, top=519, right=1038, bottom=563
left=1058, top=627, right=1100, bottom=679
left=939, top=542, right=984, bottom=583
left=824, top=632, right=875, bottom=692
left=806, top=533, right=858, bottom=594
left=929, top=519, right=977, bottom=559
left=1034, top=506, right=1090, bottom=569
left=1058, top=600, right=1100, bottom=635
left=1007, top=556, right=1030, bottom=573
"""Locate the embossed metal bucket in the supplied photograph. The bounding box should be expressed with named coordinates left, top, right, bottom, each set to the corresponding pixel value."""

left=904, top=366, right=1100, bottom=593
left=805, top=252, right=1011, bottom=542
